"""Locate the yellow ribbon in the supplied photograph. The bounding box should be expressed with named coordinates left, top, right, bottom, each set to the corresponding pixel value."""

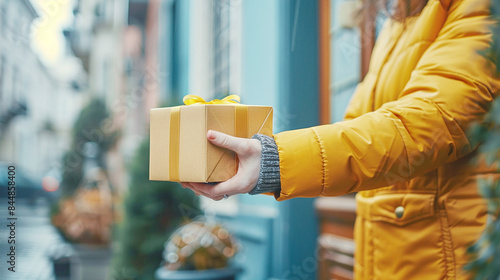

left=183, top=94, right=241, bottom=105
left=169, top=95, right=246, bottom=181
left=169, top=107, right=181, bottom=182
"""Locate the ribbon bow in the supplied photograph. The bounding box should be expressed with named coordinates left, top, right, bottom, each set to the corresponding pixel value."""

left=183, top=94, right=241, bottom=105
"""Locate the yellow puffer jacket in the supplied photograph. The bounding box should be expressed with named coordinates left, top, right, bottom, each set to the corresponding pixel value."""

left=273, top=0, right=500, bottom=279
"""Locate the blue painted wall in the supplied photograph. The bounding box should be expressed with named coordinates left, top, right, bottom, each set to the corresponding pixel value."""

left=240, top=0, right=279, bottom=111
left=274, top=1, right=320, bottom=279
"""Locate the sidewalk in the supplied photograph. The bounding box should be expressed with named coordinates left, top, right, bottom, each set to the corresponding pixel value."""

left=0, top=199, right=65, bottom=280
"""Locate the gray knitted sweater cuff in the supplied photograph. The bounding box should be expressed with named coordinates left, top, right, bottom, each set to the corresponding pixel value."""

left=249, top=134, right=281, bottom=195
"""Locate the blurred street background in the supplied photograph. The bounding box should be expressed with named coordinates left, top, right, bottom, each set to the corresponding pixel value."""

left=0, top=0, right=375, bottom=279
left=0, top=199, right=65, bottom=280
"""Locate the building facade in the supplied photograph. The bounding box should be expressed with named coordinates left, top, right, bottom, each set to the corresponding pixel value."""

left=0, top=0, right=82, bottom=183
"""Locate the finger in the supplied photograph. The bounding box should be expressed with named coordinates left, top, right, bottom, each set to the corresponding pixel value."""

left=185, top=184, right=223, bottom=200
left=193, top=185, right=230, bottom=201
left=193, top=190, right=202, bottom=196
left=211, top=195, right=225, bottom=201
left=189, top=177, right=243, bottom=198
left=180, top=183, right=204, bottom=196
left=188, top=182, right=220, bottom=197
left=207, top=130, right=246, bottom=154
left=184, top=183, right=214, bottom=198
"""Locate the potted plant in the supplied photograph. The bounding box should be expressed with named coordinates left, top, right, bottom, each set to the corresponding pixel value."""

left=51, top=166, right=116, bottom=280
left=51, top=98, right=119, bottom=280
left=155, top=217, right=242, bottom=280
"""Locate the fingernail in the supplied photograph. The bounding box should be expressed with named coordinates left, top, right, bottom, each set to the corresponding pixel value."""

left=207, top=130, right=216, bottom=141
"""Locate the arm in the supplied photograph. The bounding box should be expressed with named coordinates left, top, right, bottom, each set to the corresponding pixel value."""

left=274, top=3, right=499, bottom=200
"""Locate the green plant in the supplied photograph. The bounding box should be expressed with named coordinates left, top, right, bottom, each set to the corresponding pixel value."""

left=466, top=2, right=500, bottom=279
left=51, top=98, right=120, bottom=246
left=60, top=98, right=119, bottom=197
left=110, top=137, right=202, bottom=280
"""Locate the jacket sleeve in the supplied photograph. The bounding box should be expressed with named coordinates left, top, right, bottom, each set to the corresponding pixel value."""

left=273, top=2, right=500, bottom=201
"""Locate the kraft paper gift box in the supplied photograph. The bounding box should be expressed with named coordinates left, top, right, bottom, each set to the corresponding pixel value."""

left=149, top=96, right=273, bottom=182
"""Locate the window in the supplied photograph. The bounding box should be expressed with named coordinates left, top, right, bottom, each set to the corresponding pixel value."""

left=319, top=0, right=377, bottom=124
left=212, top=0, right=241, bottom=96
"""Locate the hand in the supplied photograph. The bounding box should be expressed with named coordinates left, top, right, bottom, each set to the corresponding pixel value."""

left=180, top=130, right=261, bottom=200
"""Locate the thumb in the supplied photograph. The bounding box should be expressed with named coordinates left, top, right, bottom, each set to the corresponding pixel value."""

left=207, top=130, right=243, bottom=153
